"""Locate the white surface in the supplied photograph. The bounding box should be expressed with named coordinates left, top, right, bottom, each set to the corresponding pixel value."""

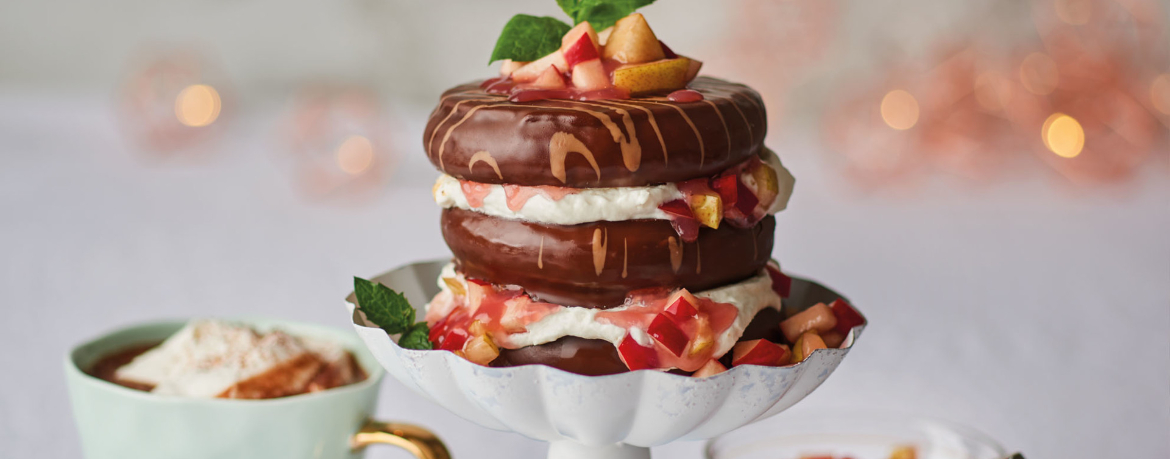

left=0, top=96, right=1168, bottom=459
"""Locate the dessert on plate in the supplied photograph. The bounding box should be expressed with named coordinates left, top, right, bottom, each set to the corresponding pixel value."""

left=354, top=4, right=864, bottom=377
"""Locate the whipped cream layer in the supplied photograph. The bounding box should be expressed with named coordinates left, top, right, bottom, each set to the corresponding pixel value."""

left=434, top=150, right=794, bottom=225
left=115, top=320, right=351, bottom=398
left=427, top=263, right=781, bottom=363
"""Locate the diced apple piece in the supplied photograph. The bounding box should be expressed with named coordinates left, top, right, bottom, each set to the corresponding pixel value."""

left=687, top=193, right=722, bottom=229
left=603, top=13, right=665, bottom=64
left=442, top=277, right=466, bottom=297
left=791, top=331, right=827, bottom=363
left=465, top=280, right=488, bottom=312
left=764, top=264, right=792, bottom=298
left=821, top=330, right=846, bottom=348
left=571, top=58, right=610, bottom=91
left=529, top=65, right=568, bottom=89
left=462, top=333, right=499, bottom=366
left=612, top=58, right=690, bottom=95
left=512, top=51, right=568, bottom=82
left=562, top=31, right=600, bottom=68
left=659, top=199, right=700, bottom=242
left=437, top=327, right=469, bottom=352
left=687, top=317, right=714, bottom=357
left=890, top=446, right=918, bottom=459
left=664, top=292, right=699, bottom=322
left=648, top=314, right=689, bottom=357
left=732, top=178, right=760, bottom=216
left=691, top=359, right=727, bottom=378
left=683, top=57, right=703, bottom=82
left=618, top=334, right=659, bottom=371
left=829, top=298, right=866, bottom=335
left=744, top=160, right=780, bottom=209
left=561, top=21, right=600, bottom=53
left=731, top=339, right=791, bottom=367
left=780, top=302, right=838, bottom=343
left=499, top=59, right=526, bottom=77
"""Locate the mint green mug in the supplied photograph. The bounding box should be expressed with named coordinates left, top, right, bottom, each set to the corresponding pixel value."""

left=65, top=319, right=449, bottom=459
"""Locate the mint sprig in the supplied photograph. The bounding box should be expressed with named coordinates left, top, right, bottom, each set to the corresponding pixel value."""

left=557, top=0, right=656, bottom=31
left=354, top=277, right=432, bottom=350
left=490, top=15, right=572, bottom=64
left=489, top=0, right=656, bottom=64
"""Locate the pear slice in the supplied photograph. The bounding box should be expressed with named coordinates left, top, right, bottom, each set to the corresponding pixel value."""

left=612, top=58, right=690, bottom=95
left=603, top=13, right=665, bottom=64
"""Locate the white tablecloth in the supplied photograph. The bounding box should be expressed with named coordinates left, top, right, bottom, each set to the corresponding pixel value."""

left=1, top=96, right=1167, bottom=459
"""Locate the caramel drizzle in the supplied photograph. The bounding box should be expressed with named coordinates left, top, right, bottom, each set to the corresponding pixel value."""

left=592, top=228, right=608, bottom=276
left=695, top=243, right=702, bottom=274
left=538, top=236, right=545, bottom=269
left=667, top=236, right=684, bottom=274
left=701, top=99, right=732, bottom=158
left=467, top=151, right=503, bottom=180
left=688, top=83, right=760, bottom=140
left=543, top=102, right=642, bottom=173
left=432, top=100, right=506, bottom=169
left=580, top=100, right=666, bottom=167
left=639, top=100, right=705, bottom=167
left=549, top=132, right=601, bottom=183
left=621, top=238, right=629, bottom=279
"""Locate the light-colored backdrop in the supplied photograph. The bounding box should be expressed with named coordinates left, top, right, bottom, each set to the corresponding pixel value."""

left=1, top=1, right=1168, bottom=459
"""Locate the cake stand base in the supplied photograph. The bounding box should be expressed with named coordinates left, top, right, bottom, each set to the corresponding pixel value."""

left=548, top=441, right=650, bottom=459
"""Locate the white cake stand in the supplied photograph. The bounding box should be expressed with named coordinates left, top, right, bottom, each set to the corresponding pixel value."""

left=347, top=259, right=866, bottom=459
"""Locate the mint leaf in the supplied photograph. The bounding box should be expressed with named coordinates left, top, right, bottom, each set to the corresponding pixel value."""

left=490, top=15, right=572, bottom=64
left=556, top=0, right=656, bottom=31
left=353, top=277, right=415, bottom=335
left=398, top=322, right=433, bottom=350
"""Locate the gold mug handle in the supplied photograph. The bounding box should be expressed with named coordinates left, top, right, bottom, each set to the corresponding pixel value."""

left=352, top=419, right=451, bottom=459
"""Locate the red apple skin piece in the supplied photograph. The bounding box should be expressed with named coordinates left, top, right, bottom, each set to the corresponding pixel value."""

left=733, top=178, right=760, bottom=216
left=664, top=295, right=699, bottom=322
left=658, top=199, right=694, bottom=219
left=829, top=298, right=866, bottom=335
left=512, top=51, right=568, bottom=82
left=691, top=359, right=727, bottom=378
left=618, top=335, right=660, bottom=371
left=562, top=32, right=600, bottom=68
left=570, top=58, right=610, bottom=91
left=779, top=302, right=838, bottom=343
left=765, top=264, right=792, bottom=298
left=658, top=40, right=678, bottom=59
left=561, top=21, right=600, bottom=52
left=711, top=174, right=739, bottom=208
left=731, top=339, right=791, bottom=367
left=648, top=314, right=689, bottom=357
left=659, top=199, right=701, bottom=242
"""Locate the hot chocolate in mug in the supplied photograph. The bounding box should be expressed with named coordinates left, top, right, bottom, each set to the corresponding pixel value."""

left=65, top=319, right=449, bottom=459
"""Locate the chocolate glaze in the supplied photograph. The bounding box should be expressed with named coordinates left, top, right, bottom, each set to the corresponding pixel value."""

left=423, top=77, right=767, bottom=187
left=443, top=208, right=775, bottom=309
left=490, top=306, right=785, bottom=375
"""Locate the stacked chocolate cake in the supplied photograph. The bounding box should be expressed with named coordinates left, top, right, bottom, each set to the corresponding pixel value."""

left=414, top=13, right=806, bottom=376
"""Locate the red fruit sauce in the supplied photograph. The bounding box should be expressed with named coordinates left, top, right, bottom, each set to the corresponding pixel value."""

left=426, top=276, right=740, bottom=372
left=667, top=89, right=704, bottom=103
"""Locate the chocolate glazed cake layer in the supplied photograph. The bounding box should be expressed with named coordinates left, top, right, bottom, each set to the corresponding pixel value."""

left=490, top=308, right=785, bottom=376
left=423, top=77, right=767, bottom=187
left=442, top=208, right=775, bottom=309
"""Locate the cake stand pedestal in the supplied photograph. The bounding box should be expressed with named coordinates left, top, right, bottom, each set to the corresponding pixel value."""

left=347, top=259, right=866, bottom=459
